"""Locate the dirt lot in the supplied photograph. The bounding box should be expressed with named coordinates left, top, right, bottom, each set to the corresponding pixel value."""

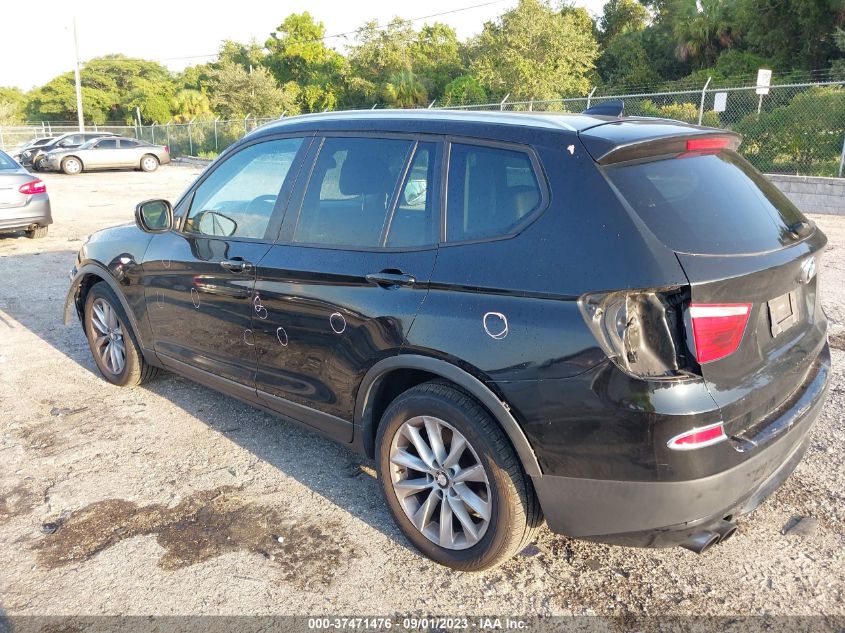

left=0, top=165, right=843, bottom=617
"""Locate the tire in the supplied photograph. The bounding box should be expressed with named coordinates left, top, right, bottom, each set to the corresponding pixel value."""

left=32, top=158, right=44, bottom=172
left=25, top=225, right=48, bottom=239
left=83, top=282, right=158, bottom=387
left=140, top=154, right=159, bottom=172
left=375, top=382, right=542, bottom=571
left=61, top=156, right=82, bottom=175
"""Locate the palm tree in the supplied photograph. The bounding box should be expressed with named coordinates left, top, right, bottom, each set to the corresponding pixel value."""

left=170, top=89, right=212, bottom=123
left=383, top=70, right=428, bottom=108
left=674, top=0, right=739, bottom=68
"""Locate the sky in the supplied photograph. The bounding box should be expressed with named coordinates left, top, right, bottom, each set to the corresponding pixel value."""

left=0, top=0, right=606, bottom=91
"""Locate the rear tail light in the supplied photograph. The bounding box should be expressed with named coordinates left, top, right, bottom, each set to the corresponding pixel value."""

left=689, top=304, right=751, bottom=364
left=579, top=288, right=688, bottom=379
left=667, top=422, right=727, bottom=450
left=164, top=145, right=170, bottom=153
left=19, top=179, right=46, bottom=195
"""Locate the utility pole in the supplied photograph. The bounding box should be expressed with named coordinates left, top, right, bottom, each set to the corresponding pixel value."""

left=73, top=17, right=85, bottom=132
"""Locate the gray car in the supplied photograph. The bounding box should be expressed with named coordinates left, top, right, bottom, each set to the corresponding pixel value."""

left=0, top=150, right=52, bottom=238
left=43, top=136, right=171, bottom=175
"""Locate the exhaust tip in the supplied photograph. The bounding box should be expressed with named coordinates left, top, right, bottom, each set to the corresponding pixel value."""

left=714, top=519, right=738, bottom=543
left=680, top=531, right=720, bottom=554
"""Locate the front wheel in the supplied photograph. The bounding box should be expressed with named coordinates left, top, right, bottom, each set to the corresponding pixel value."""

left=61, top=157, right=82, bottom=175
left=83, top=282, right=158, bottom=386
left=375, top=382, right=541, bottom=571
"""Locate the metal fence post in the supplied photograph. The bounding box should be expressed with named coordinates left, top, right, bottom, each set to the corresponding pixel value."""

left=586, top=87, right=597, bottom=109
left=214, top=118, right=219, bottom=153
left=244, top=114, right=251, bottom=134
left=188, top=120, right=194, bottom=155
left=166, top=123, right=171, bottom=150
left=698, top=76, right=712, bottom=126
left=428, top=100, right=436, bottom=109
left=500, top=93, right=510, bottom=111
left=838, top=131, right=845, bottom=178
left=151, top=124, right=155, bottom=145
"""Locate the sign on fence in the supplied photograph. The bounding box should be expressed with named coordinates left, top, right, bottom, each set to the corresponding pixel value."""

left=756, top=69, right=772, bottom=95
left=713, top=92, right=728, bottom=113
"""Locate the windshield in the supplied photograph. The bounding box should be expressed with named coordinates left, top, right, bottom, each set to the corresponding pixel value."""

left=605, top=150, right=807, bottom=255
left=0, top=150, right=19, bottom=169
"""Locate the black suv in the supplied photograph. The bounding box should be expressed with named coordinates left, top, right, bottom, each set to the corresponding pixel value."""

left=65, top=110, right=830, bottom=570
left=23, top=132, right=117, bottom=170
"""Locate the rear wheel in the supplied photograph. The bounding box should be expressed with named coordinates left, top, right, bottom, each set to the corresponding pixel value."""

left=140, top=155, right=159, bottom=172
left=61, top=156, right=82, bottom=175
left=83, top=282, right=158, bottom=386
left=375, top=382, right=541, bottom=571
left=25, top=226, right=48, bottom=239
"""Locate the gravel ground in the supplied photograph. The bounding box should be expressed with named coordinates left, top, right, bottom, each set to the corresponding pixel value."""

left=0, top=166, right=843, bottom=617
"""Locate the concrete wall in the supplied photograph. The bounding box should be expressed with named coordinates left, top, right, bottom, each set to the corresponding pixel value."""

left=767, top=174, right=845, bottom=215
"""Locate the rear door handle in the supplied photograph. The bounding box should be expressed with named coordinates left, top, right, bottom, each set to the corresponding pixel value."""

left=220, top=258, right=253, bottom=273
left=365, top=271, right=416, bottom=288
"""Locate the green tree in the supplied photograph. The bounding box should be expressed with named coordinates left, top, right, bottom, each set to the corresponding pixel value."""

left=0, top=87, right=25, bottom=124
left=598, top=30, right=662, bottom=88
left=264, top=13, right=346, bottom=112
left=673, top=0, right=740, bottom=68
left=25, top=55, right=173, bottom=124
left=598, top=0, right=650, bottom=44
left=737, top=0, right=844, bottom=70
left=443, top=75, right=488, bottom=106
left=470, top=0, right=599, bottom=100
left=170, top=89, right=212, bottom=123
left=209, top=62, right=298, bottom=118
left=382, top=69, right=428, bottom=107
left=410, top=23, right=465, bottom=99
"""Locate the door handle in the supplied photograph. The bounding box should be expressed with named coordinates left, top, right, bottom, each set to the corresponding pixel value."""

left=220, top=258, right=253, bottom=273
left=365, top=271, right=416, bottom=288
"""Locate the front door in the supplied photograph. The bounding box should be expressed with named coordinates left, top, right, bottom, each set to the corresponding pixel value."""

left=251, top=135, right=442, bottom=439
left=142, top=136, right=311, bottom=386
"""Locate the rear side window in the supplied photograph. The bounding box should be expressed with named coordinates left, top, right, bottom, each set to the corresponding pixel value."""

left=96, top=139, right=118, bottom=149
left=605, top=151, right=806, bottom=255
left=0, top=151, right=17, bottom=169
left=120, top=139, right=139, bottom=148
left=293, top=137, right=414, bottom=248
left=446, top=143, right=542, bottom=242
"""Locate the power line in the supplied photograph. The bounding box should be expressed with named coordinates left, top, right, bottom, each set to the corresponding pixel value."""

left=80, top=0, right=511, bottom=66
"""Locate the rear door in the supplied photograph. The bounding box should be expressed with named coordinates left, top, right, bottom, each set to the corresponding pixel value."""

left=117, top=139, right=141, bottom=166
left=250, top=134, right=441, bottom=439
left=604, top=148, right=828, bottom=436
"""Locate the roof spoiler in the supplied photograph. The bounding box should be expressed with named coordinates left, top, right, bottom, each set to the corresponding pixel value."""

left=583, top=100, right=624, bottom=117
left=591, top=132, right=743, bottom=165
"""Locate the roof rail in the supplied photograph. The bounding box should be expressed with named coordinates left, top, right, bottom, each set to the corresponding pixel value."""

left=583, top=100, right=624, bottom=117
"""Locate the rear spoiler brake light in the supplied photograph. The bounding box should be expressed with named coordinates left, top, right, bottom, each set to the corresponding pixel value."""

left=593, top=133, right=742, bottom=165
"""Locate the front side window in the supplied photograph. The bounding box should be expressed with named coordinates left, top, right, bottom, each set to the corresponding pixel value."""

left=293, top=137, right=414, bottom=248
left=183, top=138, right=304, bottom=240
left=446, top=143, right=542, bottom=242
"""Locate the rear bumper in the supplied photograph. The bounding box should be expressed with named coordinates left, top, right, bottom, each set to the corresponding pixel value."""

left=532, top=342, right=830, bottom=546
left=0, top=196, right=52, bottom=231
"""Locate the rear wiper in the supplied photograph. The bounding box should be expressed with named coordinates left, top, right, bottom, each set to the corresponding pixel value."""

left=788, top=220, right=814, bottom=239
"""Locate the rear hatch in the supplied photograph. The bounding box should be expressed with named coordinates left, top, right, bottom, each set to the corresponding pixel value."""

left=594, top=131, right=827, bottom=439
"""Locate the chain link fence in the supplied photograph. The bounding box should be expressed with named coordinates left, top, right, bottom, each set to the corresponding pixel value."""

left=0, top=116, right=277, bottom=161
left=2, top=79, right=843, bottom=176
left=445, top=80, right=845, bottom=177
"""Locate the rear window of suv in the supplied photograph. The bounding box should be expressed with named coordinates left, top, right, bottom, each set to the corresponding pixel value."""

left=605, top=151, right=807, bottom=255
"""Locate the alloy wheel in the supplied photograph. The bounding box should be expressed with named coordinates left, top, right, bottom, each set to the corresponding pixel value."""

left=89, top=298, right=126, bottom=375
left=389, top=415, right=492, bottom=550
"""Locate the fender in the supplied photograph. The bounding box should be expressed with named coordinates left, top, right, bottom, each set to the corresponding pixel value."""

left=63, top=262, right=152, bottom=356
left=355, top=354, right=542, bottom=477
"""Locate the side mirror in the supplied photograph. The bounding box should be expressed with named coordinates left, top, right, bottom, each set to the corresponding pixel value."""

left=135, top=199, right=173, bottom=233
